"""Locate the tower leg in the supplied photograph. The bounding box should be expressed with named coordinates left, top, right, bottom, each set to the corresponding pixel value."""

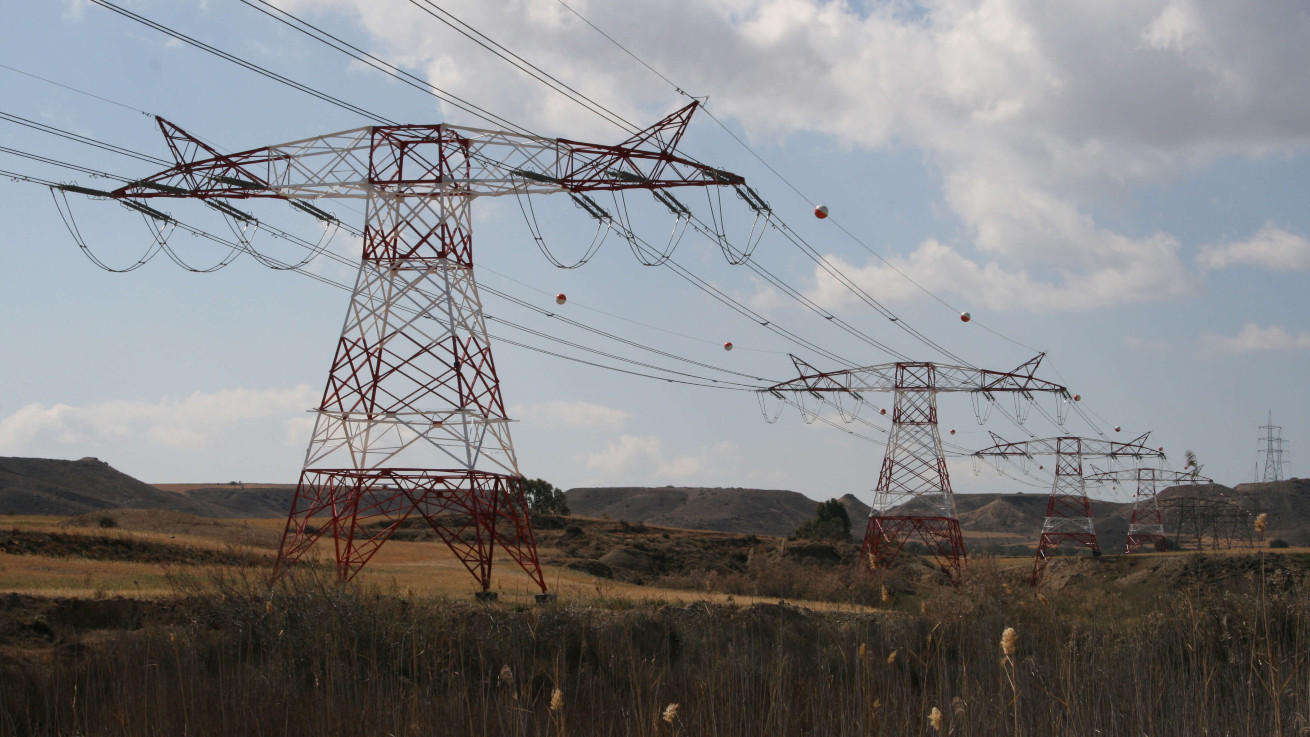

left=863, top=515, right=965, bottom=577
left=272, top=144, right=546, bottom=594
left=1030, top=438, right=1099, bottom=586
left=863, top=364, right=967, bottom=580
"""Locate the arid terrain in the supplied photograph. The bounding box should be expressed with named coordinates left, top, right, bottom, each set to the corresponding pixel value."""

left=2, top=456, right=1309, bottom=735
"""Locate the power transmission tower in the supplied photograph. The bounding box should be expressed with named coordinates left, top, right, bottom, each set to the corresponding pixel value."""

left=1159, top=494, right=1255, bottom=551
left=1259, top=411, right=1288, bottom=482
left=975, top=433, right=1162, bottom=585
left=764, top=354, right=1068, bottom=578
left=1084, top=468, right=1213, bottom=553
left=109, top=103, right=745, bottom=597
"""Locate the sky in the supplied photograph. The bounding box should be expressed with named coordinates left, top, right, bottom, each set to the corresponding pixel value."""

left=0, top=0, right=1306, bottom=505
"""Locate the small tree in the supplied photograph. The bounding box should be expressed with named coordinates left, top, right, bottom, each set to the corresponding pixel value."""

left=522, top=477, right=570, bottom=516
left=794, top=498, right=852, bottom=541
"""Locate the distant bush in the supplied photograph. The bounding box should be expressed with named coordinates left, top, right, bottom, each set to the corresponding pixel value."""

left=522, top=477, right=569, bottom=516
left=97, top=516, right=117, bottom=529
left=1269, top=538, right=1290, bottom=549
left=793, top=499, right=851, bottom=542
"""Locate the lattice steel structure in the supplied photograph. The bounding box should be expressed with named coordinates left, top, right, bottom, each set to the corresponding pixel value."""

left=1159, top=494, right=1255, bottom=551
left=111, top=103, right=745, bottom=595
left=975, top=433, right=1161, bottom=585
left=1085, top=468, right=1213, bottom=553
left=1259, top=411, right=1289, bottom=483
left=764, top=354, right=1068, bottom=578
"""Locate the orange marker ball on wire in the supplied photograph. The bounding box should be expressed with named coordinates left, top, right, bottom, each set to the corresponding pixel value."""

left=814, top=204, right=829, bottom=219
left=960, top=311, right=971, bottom=323
left=723, top=341, right=733, bottom=351
left=555, top=293, right=567, bottom=305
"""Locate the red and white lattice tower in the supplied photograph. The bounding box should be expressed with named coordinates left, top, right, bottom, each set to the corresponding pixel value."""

left=764, top=354, right=1068, bottom=578
left=111, top=103, right=744, bottom=597
left=974, top=433, right=1162, bottom=585
left=1085, top=467, right=1213, bottom=554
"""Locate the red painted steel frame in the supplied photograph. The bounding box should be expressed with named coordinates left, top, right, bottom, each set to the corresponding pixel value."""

left=114, top=104, right=747, bottom=593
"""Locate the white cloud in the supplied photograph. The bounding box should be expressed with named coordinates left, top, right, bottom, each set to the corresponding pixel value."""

left=1198, top=223, right=1310, bottom=271
left=0, top=385, right=319, bottom=453
left=581, top=434, right=740, bottom=484
left=276, top=0, right=1310, bottom=310
left=1198, top=323, right=1310, bottom=357
left=803, top=236, right=1197, bottom=313
left=1142, top=0, right=1207, bottom=54
left=61, top=0, right=88, bottom=21
left=511, top=400, right=630, bottom=430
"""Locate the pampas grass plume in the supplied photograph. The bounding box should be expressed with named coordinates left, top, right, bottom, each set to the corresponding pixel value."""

left=1001, top=626, right=1017, bottom=657
left=662, top=703, right=679, bottom=723
left=929, top=706, right=943, bottom=731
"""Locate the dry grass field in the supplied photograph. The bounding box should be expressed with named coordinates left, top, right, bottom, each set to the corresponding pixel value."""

left=0, top=513, right=886, bottom=611
left=3, top=510, right=1310, bottom=735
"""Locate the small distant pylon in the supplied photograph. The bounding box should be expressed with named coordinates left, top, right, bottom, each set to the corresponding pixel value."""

left=1085, top=467, right=1214, bottom=553
left=1259, top=411, right=1288, bottom=483
left=975, top=433, right=1162, bottom=585
left=762, top=354, right=1069, bottom=579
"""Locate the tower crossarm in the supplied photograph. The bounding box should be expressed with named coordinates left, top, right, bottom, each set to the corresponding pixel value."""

left=1084, top=468, right=1212, bottom=486
left=110, top=102, right=742, bottom=201
left=974, top=433, right=1163, bottom=460
left=764, top=353, right=1067, bottom=396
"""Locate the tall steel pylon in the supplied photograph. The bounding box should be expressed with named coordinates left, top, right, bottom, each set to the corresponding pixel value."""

left=1259, top=411, right=1288, bottom=483
left=110, top=103, right=746, bottom=595
left=975, top=433, right=1162, bottom=585
left=763, top=354, right=1068, bottom=578
left=1085, top=467, right=1213, bottom=553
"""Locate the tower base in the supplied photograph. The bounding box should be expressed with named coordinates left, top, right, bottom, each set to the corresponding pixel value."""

left=1125, top=533, right=1168, bottom=554
left=1030, top=531, right=1100, bottom=586
left=274, top=468, right=547, bottom=594
left=862, top=515, right=966, bottom=579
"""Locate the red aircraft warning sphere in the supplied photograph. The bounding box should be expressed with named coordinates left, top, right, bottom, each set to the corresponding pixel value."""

left=1073, top=394, right=1081, bottom=401
left=555, top=293, right=567, bottom=305
left=1114, top=426, right=1121, bottom=432
left=960, top=312, right=971, bottom=323
left=723, top=342, right=733, bottom=351
left=949, top=429, right=956, bottom=435
left=880, top=408, right=887, bottom=415
left=814, top=204, right=829, bottom=219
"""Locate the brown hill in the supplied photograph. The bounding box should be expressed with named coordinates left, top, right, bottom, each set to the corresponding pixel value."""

left=0, top=457, right=295, bottom=518
left=0, top=457, right=213, bottom=517
left=566, top=487, right=837, bottom=538
left=564, top=487, right=1153, bottom=551
left=155, top=484, right=298, bottom=518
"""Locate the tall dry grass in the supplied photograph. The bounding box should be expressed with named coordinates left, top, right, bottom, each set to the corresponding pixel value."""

left=0, top=557, right=1307, bottom=736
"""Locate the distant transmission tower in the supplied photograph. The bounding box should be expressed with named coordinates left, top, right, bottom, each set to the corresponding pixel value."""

left=975, top=433, right=1162, bottom=585
left=108, top=103, right=746, bottom=598
left=764, top=354, right=1068, bottom=578
left=1259, top=411, right=1288, bottom=482
left=1085, top=467, right=1213, bottom=554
